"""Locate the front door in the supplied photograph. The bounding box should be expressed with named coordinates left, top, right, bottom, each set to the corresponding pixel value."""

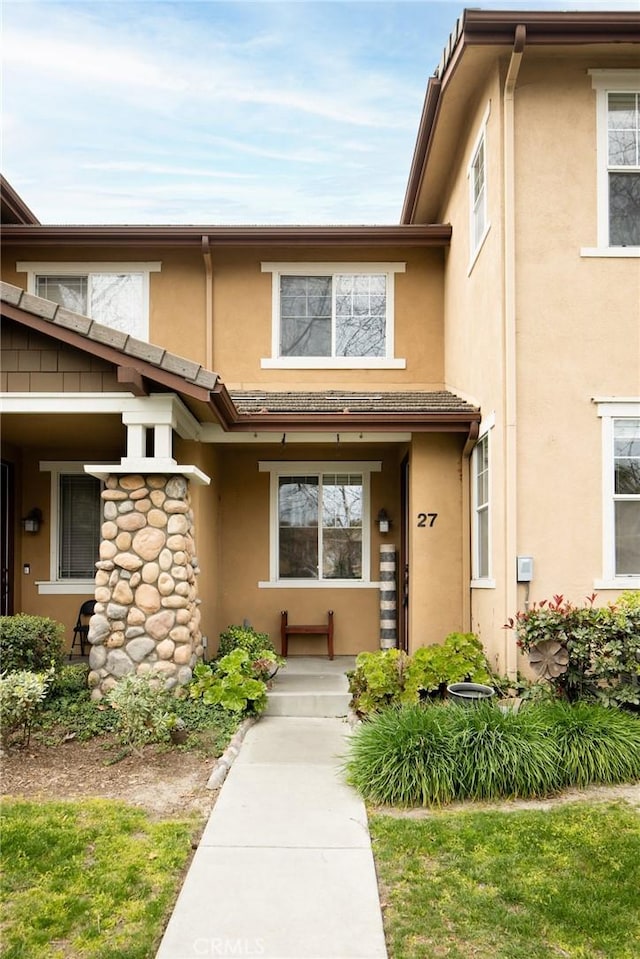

left=1, top=460, right=14, bottom=615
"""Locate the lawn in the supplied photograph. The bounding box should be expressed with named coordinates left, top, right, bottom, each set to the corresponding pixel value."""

left=370, top=801, right=640, bottom=959
left=0, top=798, right=199, bottom=959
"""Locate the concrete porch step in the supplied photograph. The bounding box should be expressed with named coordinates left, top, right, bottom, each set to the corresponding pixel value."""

left=265, top=656, right=355, bottom=718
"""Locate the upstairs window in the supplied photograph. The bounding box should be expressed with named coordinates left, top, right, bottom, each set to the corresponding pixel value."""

left=467, top=103, right=491, bottom=269
left=607, top=93, right=640, bottom=247
left=588, top=72, right=640, bottom=254
left=18, top=262, right=161, bottom=340
left=261, top=263, right=406, bottom=369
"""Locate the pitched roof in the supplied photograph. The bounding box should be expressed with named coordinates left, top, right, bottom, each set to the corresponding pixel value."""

left=230, top=389, right=477, bottom=416
left=1, top=176, right=40, bottom=225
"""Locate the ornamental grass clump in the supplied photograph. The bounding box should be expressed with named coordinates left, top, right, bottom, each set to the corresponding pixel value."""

left=538, top=701, right=640, bottom=787
left=345, top=704, right=458, bottom=806
left=450, top=701, right=561, bottom=801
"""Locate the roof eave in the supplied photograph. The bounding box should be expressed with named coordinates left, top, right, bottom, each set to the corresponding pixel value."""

left=1, top=223, right=452, bottom=247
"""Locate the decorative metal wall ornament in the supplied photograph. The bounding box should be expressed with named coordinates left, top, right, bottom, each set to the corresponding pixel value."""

left=528, top=639, right=569, bottom=679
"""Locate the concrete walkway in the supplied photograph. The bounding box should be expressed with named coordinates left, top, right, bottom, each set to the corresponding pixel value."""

left=156, top=663, right=388, bottom=959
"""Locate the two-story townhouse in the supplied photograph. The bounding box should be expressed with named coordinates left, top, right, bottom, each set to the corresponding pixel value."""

left=1, top=8, right=638, bottom=695
left=402, top=9, right=640, bottom=672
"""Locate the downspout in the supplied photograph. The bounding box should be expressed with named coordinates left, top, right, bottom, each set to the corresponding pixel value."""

left=462, top=420, right=480, bottom=631
left=503, top=25, right=526, bottom=679
left=202, top=235, right=213, bottom=370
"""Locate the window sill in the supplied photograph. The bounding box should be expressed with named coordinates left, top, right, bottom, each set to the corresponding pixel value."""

left=261, top=357, right=406, bottom=370
left=259, top=580, right=382, bottom=589
left=36, top=581, right=95, bottom=595
left=594, top=577, right=640, bottom=590
left=580, top=247, right=640, bottom=258
left=470, top=578, right=496, bottom=589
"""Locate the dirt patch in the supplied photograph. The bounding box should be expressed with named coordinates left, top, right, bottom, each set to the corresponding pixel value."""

left=1, top=734, right=220, bottom=820
left=370, top=782, right=640, bottom=819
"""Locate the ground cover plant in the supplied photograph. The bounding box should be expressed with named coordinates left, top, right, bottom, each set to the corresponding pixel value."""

left=370, top=802, right=640, bottom=959
left=346, top=701, right=640, bottom=806
left=0, top=798, right=199, bottom=959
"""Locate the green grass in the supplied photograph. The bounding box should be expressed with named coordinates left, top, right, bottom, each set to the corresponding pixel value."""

left=0, top=798, right=199, bottom=959
left=370, top=802, right=640, bottom=959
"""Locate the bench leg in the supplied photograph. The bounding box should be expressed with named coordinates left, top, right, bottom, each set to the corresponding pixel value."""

left=327, top=610, right=334, bottom=660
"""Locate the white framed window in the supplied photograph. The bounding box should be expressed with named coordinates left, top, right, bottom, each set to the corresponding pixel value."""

left=258, top=460, right=381, bottom=587
left=584, top=72, right=640, bottom=256
left=595, top=401, right=640, bottom=588
left=471, top=415, right=495, bottom=588
left=261, top=263, right=406, bottom=369
left=468, top=103, right=490, bottom=270
left=17, top=262, right=162, bottom=340
left=37, top=462, right=101, bottom=594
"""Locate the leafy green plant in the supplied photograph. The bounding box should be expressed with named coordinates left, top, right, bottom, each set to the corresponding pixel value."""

left=190, top=649, right=268, bottom=715
left=507, top=591, right=640, bottom=705
left=106, top=674, right=174, bottom=751
left=345, top=704, right=458, bottom=806
left=348, top=648, right=409, bottom=715
left=536, top=700, right=640, bottom=786
left=0, top=614, right=64, bottom=674
left=403, top=632, right=494, bottom=702
left=217, top=623, right=277, bottom=660
left=0, top=668, right=54, bottom=746
left=48, top=663, right=89, bottom=699
left=349, top=635, right=494, bottom=716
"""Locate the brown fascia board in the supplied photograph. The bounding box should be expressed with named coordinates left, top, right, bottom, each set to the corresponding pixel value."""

left=401, top=8, right=640, bottom=223
left=1, top=223, right=451, bottom=247
left=209, top=385, right=479, bottom=433
left=0, top=176, right=40, bottom=225
left=1, top=301, right=222, bottom=418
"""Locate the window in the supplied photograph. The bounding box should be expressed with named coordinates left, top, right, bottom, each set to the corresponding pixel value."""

left=468, top=104, right=490, bottom=268
left=587, top=72, right=640, bottom=255
left=17, top=262, right=161, bottom=340
left=472, top=434, right=490, bottom=581
left=38, top=462, right=101, bottom=593
left=595, top=402, right=640, bottom=588
left=259, top=460, right=381, bottom=587
left=261, top=263, right=406, bottom=369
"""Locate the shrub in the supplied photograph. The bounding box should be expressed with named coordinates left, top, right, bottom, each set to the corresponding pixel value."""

left=217, top=624, right=277, bottom=661
left=49, top=663, right=89, bottom=699
left=0, top=615, right=64, bottom=674
left=345, top=704, right=458, bottom=806
left=403, top=632, right=494, bottom=702
left=0, top=668, right=54, bottom=746
left=537, top=700, right=640, bottom=787
left=449, top=701, right=561, bottom=800
left=507, top=592, right=640, bottom=705
left=348, top=648, right=409, bottom=715
left=106, top=675, right=174, bottom=750
left=349, top=635, right=495, bottom=716
left=190, top=649, right=268, bottom=715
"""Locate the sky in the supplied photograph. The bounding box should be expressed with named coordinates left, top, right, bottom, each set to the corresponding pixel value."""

left=2, top=0, right=638, bottom=225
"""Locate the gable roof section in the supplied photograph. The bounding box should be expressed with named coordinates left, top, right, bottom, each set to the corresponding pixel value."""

left=1, top=280, right=479, bottom=433
left=1, top=176, right=40, bottom=225
left=401, top=8, right=640, bottom=224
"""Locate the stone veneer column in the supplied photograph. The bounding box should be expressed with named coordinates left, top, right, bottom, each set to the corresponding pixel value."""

left=88, top=474, right=204, bottom=700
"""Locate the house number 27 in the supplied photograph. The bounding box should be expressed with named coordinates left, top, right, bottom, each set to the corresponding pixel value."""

left=417, top=513, right=438, bottom=528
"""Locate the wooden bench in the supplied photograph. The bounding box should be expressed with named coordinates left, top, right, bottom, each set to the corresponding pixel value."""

left=280, top=610, right=334, bottom=660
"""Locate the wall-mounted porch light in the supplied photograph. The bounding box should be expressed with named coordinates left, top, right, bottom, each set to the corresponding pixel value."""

left=21, top=508, right=43, bottom=534
left=377, top=508, right=391, bottom=534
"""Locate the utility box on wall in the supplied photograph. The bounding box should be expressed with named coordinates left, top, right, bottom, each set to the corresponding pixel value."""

left=517, top=556, right=534, bottom=582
